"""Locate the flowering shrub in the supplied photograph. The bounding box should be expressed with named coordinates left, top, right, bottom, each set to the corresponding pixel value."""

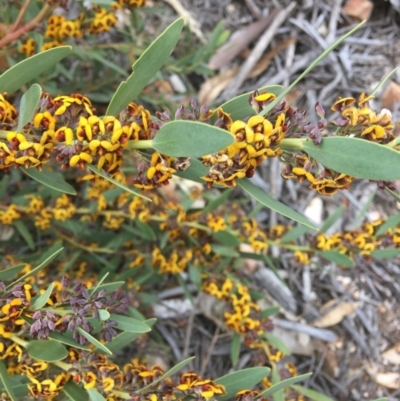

left=0, top=4, right=398, bottom=401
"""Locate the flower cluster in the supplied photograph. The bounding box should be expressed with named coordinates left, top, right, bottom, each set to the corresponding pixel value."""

left=18, top=1, right=146, bottom=55
left=203, top=278, right=274, bottom=347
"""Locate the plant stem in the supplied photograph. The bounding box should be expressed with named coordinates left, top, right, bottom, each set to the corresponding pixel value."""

left=10, top=0, right=33, bottom=32
left=279, top=138, right=306, bottom=151
left=0, top=4, right=54, bottom=48
left=128, top=140, right=153, bottom=150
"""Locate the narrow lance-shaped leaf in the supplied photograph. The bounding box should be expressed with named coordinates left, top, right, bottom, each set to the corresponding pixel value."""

left=0, top=360, right=17, bottom=401
left=257, top=373, right=312, bottom=398
left=260, top=21, right=365, bottom=115
left=152, top=121, right=235, bottom=157
left=217, top=85, right=282, bottom=121
left=290, top=385, right=334, bottom=401
left=375, top=212, right=400, bottom=236
left=17, top=84, right=42, bottom=131
left=230, top=332, right=241, bottom=366
left=31, top=283, right=54, bottom=310
left=215, top=367, right=270, bottom=401
left=87, top=389, right=107, bottom=401
left=138, top=356, right=196, bottom=393
left=106, top=18, right=184, bottom=115
left=238, top=179, right=317, bottom=229
left=108, top=313, right=151, bottom=333
left=21, top=167, right=77, bottom=195
left=302, top=137, right=400, bottom=181
left=13, top=220, right=35, bottom=250
left=76, top=327, right=112, bottom=355
left=0, top=46, right=72, bottom=94
left=316, top=250, right=354, bottom=267
left=86, top=165, right=150, bottom=201
left=0, top=264, right=26, bottom=282
left=7, top=246, right=63, bottom=289
left=62, top=380, right=89, bottom=401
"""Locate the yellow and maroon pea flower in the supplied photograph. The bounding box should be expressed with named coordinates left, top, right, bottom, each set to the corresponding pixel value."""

left=33, top=111, right=56, bottom=132
left=28, top=372, right=70, bottom=399
left=54, top=94, right=94, bottom=117
left=52, top=194, right=76, bottom=221
left=0, top=205, right=21, bottom=225
left=0, top=93, right=18, bottom=125
left=331, top=96, right=356, bottom=112
left=19, top=38, right=36, bottom=57
left=89, top=8, right=117, bottom=34
left=116, top=0, right=146, bottom=8
left=41, top=39, right=65, bottom=51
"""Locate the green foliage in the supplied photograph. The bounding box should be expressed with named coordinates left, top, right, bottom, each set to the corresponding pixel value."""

left=152, top=121, right=235, bottom=157
left=26, top=340, right=68, bottom=362
left=0, top=47, right=71, bottom=94
left=106, top=18, right=184, bottom=115
left=215, top=367, right=270, bottom=401
left=302, top=137, right=400, bottom=180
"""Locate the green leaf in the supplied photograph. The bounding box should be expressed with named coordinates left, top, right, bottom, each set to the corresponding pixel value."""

left=87, top=389, right=107, bottom=401
left=370, top=248, right=400, bottom=260
left=88, top=281, right=125, bottom=295
left=263, top=332, right=290, bottom=355
left=86, top=165, right=150, bottom=201
left=317, top=250, right=354, bottom=267
left=0, top=360, right=17, bottom=401
left=238, top=179, right=316, bottom=229
left=280, top=225, right=310, bottom=243
left=213, top=230, right=241, bottom=247
left=89, top=272, right=110, bottom=297
left=62, top=380, right=89, bottom=401
left=136, top=220, right=156, bottom=241
left=106, top=18, right=184, bottom=115
left=48, top=332, right=90, bottom=351
left=257, top=373, right=312, bottom=397
left=230, top=332, right=241, bottom=366
left=261, top=21, right=365, bottom=115
left=218, top=85, right=282, bottom=120
left=271, top=367, right=284, bottom=401
left=375, top=213, right=400, bottom=236
left=386, top=187, right=400, bottom=202
left=13, top=220, right=35, bottom=250
left=76, top=327, right=112, bottom=355
left=152, top=121, right=235, bottom=157
left=138, top=356, right=196, bottom=393
left=215, top=367, right=270, bottom=401
left=17, top=83, right=42, bottom=131
left=371, top=67, right=398, bottom=96
left=211, top=244, right=240, bottom=258
left=0, top=263, right=26, bottom=281
left=26, top=340, right=68, bottom=362
left=291, top=385, right=334, bottom=401
left=0, top=46, right=71, bottom=94
left=370, top=398, right=388, bottom=401
left=302, top=137, right=400, bottom=181
left=176, top=158, right=213, bottom=184
left=259, top=306, right=280, bottom=319
left=320, top=206, right=345, bottom=233
left=104, top=331, right=142, bottom=353
left=202, top=189, right=233, bottom=214
left=31, top=283, right=54, bottom=310
left=109, top=314, right=151, bottom=333
left=349, top=191, right=375, bottom=230
left=188, top=264, right=202, bottom=288
left=7, top=245, right=63, bottom=289
left=0, top=175, right=10, bottom=199
left=21, top=167, right=77, bottom=195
